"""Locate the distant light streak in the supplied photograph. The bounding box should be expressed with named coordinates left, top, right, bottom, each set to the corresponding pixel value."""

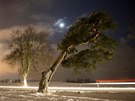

left=49, top=87, right=135, bottom=91
left=0, top=85, right=135, bottom=92
left=96, top=82, right=135, bottom=85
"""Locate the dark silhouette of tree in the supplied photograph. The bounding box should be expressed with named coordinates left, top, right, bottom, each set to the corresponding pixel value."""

left=4, top=26, right=52, bottom=86
left=38, top=11, right=118, bottom=93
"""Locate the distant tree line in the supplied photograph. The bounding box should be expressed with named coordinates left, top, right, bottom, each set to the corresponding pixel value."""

left=0, top=79, right=21, bottom=83
left=66, top=79, right=96, bottom=83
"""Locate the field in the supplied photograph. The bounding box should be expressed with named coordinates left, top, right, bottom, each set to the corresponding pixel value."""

left=0, top=82, right=135, bottom=101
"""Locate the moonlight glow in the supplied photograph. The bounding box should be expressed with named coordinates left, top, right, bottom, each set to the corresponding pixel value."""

left=54, top=19, right=66, bottom=29
left=59, top=22, right=65, bottom=28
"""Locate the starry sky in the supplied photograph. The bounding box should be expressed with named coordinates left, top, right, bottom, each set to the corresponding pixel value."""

left=0, top=0, right=135, bottom=81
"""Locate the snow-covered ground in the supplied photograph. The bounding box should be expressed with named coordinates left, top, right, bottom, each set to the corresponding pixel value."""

left=0, top=82, right=135, bottom=101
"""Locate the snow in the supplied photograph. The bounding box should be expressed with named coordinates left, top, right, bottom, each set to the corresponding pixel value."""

left=0, top=82, right=135, bottom=101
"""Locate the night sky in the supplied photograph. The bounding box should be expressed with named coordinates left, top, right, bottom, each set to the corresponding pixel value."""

left=0, top=0, right=135, bottom=81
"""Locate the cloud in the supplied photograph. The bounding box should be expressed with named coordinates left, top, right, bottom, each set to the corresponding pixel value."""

left=0, top=0, right=54, bottom=29
left=30, top=14, right=55, bottom=27
left=0, top=24, right=54, bottom=41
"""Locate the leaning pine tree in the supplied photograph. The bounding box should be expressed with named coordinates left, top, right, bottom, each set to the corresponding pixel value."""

left=38, top=11, right=118, bottom=93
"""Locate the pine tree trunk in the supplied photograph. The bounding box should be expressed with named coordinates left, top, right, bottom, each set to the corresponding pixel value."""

left=38, top=51, right=67, bottom=93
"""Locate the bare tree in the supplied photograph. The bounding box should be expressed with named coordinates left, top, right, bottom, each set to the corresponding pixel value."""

left=4, top=26, right=52, bottom=86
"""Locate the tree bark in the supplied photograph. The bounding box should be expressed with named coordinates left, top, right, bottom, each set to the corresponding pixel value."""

left=38, top=51, right=67, bottom=93
left=23, top=61, right=30, bottom=86
left=23, top=73, right=28, bottom=86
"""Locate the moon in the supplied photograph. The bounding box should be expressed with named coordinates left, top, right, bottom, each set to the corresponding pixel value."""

left=54, top=19, right=66, bottom=29
left=59, top=22, right=65, bottom=28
